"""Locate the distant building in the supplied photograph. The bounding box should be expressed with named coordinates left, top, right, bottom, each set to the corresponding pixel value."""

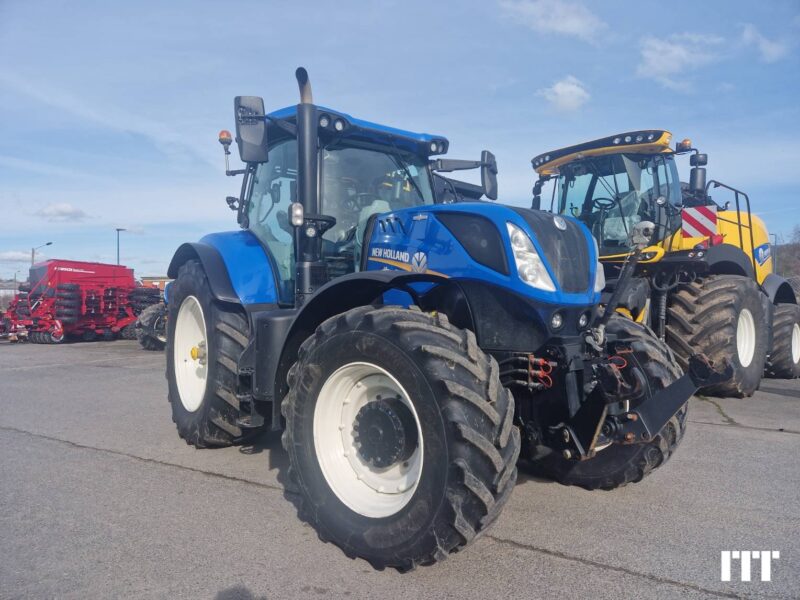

left=140, top=276, right=171, bottom=290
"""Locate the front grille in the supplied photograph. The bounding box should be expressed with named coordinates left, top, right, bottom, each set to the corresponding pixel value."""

left=512, top=208, right=590, bottom=293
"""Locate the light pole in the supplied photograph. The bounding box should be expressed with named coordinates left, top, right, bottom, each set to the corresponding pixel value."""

left=13, top=270, right=19, bottom=287
left=116, top=228, right=126, bottom=265
left=31, top=242, right=52, bottom=266
left=770, top=233, right=779, bottom=273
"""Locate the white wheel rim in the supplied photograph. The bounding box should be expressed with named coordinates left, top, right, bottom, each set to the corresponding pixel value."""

left=313, top=362, right=423, bottom=518
left=173, top=296, right=208, bottom=412
left=791, top=323, right=800, bottom=365
left=736, top=308, right=756, bottom=368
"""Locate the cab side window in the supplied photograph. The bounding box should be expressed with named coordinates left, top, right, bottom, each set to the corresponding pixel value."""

left=247, top=140, right=297, bottom=304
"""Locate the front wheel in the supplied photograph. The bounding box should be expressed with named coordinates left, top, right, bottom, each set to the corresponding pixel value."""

left=281, top=306, right=519, bottom=570
left=666, top=275, right=768, bottom=397
left=166, top=260, right=261, bottom=448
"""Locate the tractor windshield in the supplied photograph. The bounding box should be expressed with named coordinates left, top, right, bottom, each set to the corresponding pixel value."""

left=320, top=144, right=433, bottom=242
left=556, top=153, right=681, bottom=255
left=319, top=143, right=434, bottom=277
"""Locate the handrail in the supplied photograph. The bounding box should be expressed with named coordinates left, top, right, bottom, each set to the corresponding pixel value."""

left=705, top=179, right=756, bottom=275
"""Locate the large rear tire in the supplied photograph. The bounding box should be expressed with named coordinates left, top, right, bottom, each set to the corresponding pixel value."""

left=166, top=260, right=261, bottom=448
left=281, top=306, right=519, bottom=570
left=666, top=275, right=767, bottom=397
left=765, top=303, right=800, bottom=379
left=528, top=315, right=686, bottom=490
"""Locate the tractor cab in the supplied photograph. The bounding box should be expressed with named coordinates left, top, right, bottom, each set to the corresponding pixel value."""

left=217, top=70, right=498, bottom=305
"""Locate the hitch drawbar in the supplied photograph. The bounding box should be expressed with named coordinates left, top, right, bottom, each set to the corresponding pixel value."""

left=618, top=354, right=733, bottom=444
left=558, top=354, right=732, bottom=461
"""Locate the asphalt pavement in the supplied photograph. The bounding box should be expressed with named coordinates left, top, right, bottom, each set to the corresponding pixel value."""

left=0, top=340, right=798, bottom=599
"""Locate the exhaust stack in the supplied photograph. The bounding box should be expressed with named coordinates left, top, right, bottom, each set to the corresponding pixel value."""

left=296, top=67, right=313, bottom=105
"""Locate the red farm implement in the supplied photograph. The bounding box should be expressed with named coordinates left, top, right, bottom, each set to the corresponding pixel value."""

left=7, top=259, right=160, bottom=344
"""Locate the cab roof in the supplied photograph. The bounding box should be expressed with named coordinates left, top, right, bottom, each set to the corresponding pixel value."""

left=266, top=105, right=450, bottom=158
left=532, top=130, right=673, bottom=176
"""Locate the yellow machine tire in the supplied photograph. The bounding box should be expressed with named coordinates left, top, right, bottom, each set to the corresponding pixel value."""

left=666, top=275, right=768, bottom=398
left=765, top=303, right=800, bottom=379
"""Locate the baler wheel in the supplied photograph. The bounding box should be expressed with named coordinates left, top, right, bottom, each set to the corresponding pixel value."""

left=282, top=306, right=519, bottom=570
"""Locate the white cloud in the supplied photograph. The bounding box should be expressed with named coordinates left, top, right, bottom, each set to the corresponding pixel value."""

left=35, top=203, right=89, bottom=222
left=742, top=24, right=789, bottom=63
left=0, top=251, right=33, bottom=263
left=498, top=0, right=607, bottom=42
left=637, top=33, right=724, bottom=91
left=537, top=76, right=590, bottom=112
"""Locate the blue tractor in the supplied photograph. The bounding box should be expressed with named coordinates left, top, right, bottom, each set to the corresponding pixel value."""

left=165, top=69, right=729, bottom=570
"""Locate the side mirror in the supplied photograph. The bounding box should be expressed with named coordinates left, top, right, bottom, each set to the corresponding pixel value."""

left=233, top=96, right=269, bottom=163
left=531, top=178, right=545, bottom=210
left=690, top=153, right=708, bottom=167
left=481, top=150, right=498, bottom=200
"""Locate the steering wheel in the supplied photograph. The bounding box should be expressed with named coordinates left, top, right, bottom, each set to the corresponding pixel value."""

left=592, top=197, right=618, bottom=210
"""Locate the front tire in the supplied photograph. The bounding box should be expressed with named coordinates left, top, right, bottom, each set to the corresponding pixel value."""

left=166, top=260, right=259, bottom=448
left=666, top=275, right=767, bottom=397
left=765, top=303, right=800, bottom=379
left=529, top=315, right=686, bottom=490
left=281, top=306, right=519, bottom=570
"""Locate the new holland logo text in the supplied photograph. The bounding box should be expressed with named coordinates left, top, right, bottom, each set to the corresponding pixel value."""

left=370, top=247, right=410, bottom=263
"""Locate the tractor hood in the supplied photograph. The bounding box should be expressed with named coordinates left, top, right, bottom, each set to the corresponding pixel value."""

left=363, top=202, right=602, bottom=307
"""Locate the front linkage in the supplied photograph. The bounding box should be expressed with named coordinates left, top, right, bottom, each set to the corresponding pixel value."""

left=553, top=349, right=732, bottom=462
left=547, top=221, right=733, bottom=462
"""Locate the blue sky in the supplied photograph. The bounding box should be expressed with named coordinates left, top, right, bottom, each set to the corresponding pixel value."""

left=1, top=0, right=798, bottom=279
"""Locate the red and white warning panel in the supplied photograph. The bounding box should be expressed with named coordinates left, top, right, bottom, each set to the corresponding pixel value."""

left=681, top=205, right=718, bottom=238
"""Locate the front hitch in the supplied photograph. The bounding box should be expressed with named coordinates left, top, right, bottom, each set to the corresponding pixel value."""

left=552, top=353, right=732, bottom=460
left=615, top=354, right=733, bottom=444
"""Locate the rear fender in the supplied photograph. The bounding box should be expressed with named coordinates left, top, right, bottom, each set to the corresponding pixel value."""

left=167, top=231, right=280, bottom=307
left=761, top=273, right=797, bottom=305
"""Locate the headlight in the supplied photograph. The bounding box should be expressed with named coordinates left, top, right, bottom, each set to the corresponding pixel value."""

left=506, top=223, right=556, bottom=292
left=592, top=237, right=605, bottom=292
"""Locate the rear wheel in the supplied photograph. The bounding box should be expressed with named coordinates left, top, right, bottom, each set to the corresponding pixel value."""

left=666, top=275, right=767, bottom=397
left=282, top=306, right=519, bottom=570
left=528, top=315, right=686, bottom=490
left=765, top=303, right=800, bottom=379
left=166, top=260, right=261, bottom=448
